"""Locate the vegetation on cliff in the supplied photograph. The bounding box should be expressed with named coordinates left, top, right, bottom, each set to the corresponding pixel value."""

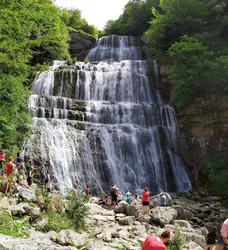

left=104, top=0, right=228, bottom=108
left=0, top=0, right=97, bottom=152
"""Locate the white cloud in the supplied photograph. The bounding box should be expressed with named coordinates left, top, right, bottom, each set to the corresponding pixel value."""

left=54, top=0, right=129, bottom=29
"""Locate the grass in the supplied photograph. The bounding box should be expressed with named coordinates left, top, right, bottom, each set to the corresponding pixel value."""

left=0, top=211, right=30, bottom=238
left=38, top=211, right=73, bottom=233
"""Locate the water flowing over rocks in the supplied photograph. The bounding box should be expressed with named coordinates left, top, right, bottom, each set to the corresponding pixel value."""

left=25, top=35, right=191, bottom=195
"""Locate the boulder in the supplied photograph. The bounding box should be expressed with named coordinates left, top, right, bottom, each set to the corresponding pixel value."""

left=117, top=216, right=135, bottom=226
left=114, top=201, right=129, bottom=214
left=182, top=241, right=203, bottom=250
left=172, top=205, right=193, bottom=220
left=181, top=231, right=206, bottom=247
left=10, top=203, right=30, bottom=216
left=29, top=207, right=41, bottom=219
left=55, top=230, right=87, bottom=247
left=150, top=207, right=178, bottom=226
left=87, top=203, right=114, bottom=216
left=19, top=187, right=36, bottom=202
left=174, top=220, right=192, bottom=229
left=126, top=205, right=140, bottom=217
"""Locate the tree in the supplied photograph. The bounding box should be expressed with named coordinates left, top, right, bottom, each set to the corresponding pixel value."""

left=0, top=0, right=70, bottom=150
left=103, top=0, right=159, bottom=36
left=59, top=8, right=98, bottom=38
left=168, top=36, right=213, bottom=109
left=145, top=0, right=208, bottom=56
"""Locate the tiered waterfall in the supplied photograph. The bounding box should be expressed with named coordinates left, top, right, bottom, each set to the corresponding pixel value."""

left=26, top=35, right=192, bottom=194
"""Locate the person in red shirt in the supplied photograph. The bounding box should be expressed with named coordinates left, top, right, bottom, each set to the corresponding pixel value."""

left=6, top=156, right=14, bottom=176
left=142, top=187, right=150, bottom=215
left=142, top=229, right=171, bottom=250
left=0, top=149, right=5, bottom=172
left=5, top=156, right=15, bottom=195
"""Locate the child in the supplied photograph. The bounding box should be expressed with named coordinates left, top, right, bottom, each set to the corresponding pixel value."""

left=204, top=227, right=217, bottom=250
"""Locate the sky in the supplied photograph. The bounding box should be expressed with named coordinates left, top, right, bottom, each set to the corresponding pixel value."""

left=54, top=0, right=129, bottom=29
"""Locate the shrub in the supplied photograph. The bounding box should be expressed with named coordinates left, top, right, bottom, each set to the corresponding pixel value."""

left=0, top=211, right=30, bottom=238
left=167, top=225, right=184, bottom=250
left=35, top=188, right=52, bottom=211
left=41, top=211, right=73, bottom=233
left=67, top=191, right=89, bottom=231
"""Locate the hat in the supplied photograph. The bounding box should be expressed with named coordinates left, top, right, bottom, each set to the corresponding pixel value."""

left=126, top=191, right=131, bottom=196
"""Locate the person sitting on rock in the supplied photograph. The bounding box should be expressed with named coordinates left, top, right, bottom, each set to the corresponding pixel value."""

left=125, top=191, right=131, bottom=205
left=131, top=191, right=140, bottom=205
left=142, top=229, right=171, bottom=250
left=117, top=191, right=124, bottom=202
left=160, top=194, right=167, bottom=206
left=18, top=170, right=31, bottom=189
left=215, top=219, right=228, bottom=250
left=204, top=227, right=217, bottom=250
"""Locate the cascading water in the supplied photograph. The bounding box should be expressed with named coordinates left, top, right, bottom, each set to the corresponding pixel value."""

left=25, top=35, right=192, bottom=194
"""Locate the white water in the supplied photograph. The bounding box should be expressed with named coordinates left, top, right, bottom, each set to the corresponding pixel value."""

left=25, top=35, right=191, bottom=194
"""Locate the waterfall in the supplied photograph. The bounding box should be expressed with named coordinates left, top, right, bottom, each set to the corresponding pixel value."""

left=25, top=35, right=192, bottom=194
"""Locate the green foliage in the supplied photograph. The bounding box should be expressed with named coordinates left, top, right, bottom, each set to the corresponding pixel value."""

left=145, top=0, right=207, bottom=57
left=67, top=191, right=89, bottom=231
left=0, top=74, right=32, bottom=150
left=167, top=226, right=184, bottom=250
left=104, top=0, right=160, bottom=36
left=168, top=36, right=228, bottom=109
left=35, top=187, right=52, bottom=211
left=0, top=0, right=70, bottom=74
left=0, top=211, right=30, bottom=238
left=0, top=0, right=72, bottom=150
left=42, top=211, right=73, bottom=233
left=60, top=8, right=98, bottom=38
left=205, top=156, right=228, bottom=196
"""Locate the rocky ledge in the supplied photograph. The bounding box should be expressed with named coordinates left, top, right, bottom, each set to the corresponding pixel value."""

left=1, top=188, right=225, bottom=250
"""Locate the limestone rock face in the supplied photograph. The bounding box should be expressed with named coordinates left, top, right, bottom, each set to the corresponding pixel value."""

left=55, top=230, right=87, bottom=247
left=69, top=31, right=96, bottom=61
left=150, top=206, right=178, bottom=226
left=158, top=63, right=228, bottom=186
left=19, top=187, right=36, bottom=202
left=177, top=96, right=228, bottom=171
left=0, top=234, right=77, bottom=250
left=182, top=241, right=203, bottom=250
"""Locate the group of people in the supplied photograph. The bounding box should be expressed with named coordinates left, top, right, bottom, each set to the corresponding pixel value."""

left=0, top=149, right=52, bottom=195
left=92, top=185, right=169, bottom=214
left=95, top=184, right=141, bottom=210
left=0, top=150, right=35, bottom=195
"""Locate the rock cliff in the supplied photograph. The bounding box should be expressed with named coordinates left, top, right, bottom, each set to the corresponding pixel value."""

left=159, top=65, right=228, bottom=186
left=69, top=31, right=96, bottom=61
